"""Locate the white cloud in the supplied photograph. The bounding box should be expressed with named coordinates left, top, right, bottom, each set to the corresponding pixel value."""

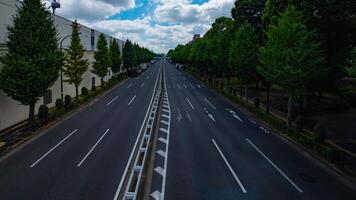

left=46, top=0, right=135, bottom=20
left=52, top=0, right=235, bottom=53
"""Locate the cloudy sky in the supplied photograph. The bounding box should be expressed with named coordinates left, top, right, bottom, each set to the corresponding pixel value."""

left=49, top=0, right=235, bottom=53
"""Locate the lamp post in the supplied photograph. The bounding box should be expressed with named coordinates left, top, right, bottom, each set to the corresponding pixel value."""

left=59, top=32, right=81, bottom=101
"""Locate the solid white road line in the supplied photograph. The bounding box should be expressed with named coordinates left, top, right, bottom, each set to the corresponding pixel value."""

left=113, top=65, right=161, bottom=200
left=30, top=129, right=78, bottom=167
left=126, top=83, right=133, bottom=88
left=212, top=139, right=247, bottom=193
left=186, top=97, right=195, bottom=110
left=204, top=98, right=216, bottom=110
left=128, top=95, right=136, bottom=105
left=141, top=83, right=145, bottom=87
left=246, top=138, right=303, bottom=193
left=106, top=96, right=119, bottom=106
left=77, top=129, right=110, bottom=167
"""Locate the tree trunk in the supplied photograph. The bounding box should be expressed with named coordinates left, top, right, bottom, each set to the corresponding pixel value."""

left=287, top=96, right=294, bottom=128
left=240, top=85, right=243, bottom=99
left=28, top=103, right=35, bottom=129
left=101, top=77, right=104, bottom=87
left=302, top=93, right=310, bottom=113
left=245, top=84, right=248, bottom=102
left=75, top=86, right=79, bottom=100
left=318, top=91, right=322, bottom=102
left=266, top=83, right=270, bottom=115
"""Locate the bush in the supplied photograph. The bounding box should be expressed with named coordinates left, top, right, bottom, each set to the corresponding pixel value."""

left=38, top=105, right=49, bottom=123
left=313, top=122, right=326, bottom=144
left=55, top=98, right=63, bottom=109
left=64, top=95, right=71, bottom=107
left=254, top=98, right=260, bottom=109
left=81, top=87, right=89, bottom=96
left=294, top=115, right=304, bottom=132
left=49, top=109, right=65, bottom=121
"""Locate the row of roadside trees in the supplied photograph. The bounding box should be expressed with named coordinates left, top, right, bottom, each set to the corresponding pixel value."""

left=168, top=0, right=356, bottom=127
left=0, top=0, right=154, bottom=128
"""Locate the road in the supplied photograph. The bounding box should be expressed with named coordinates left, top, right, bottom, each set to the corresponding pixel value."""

left=0, top=60, right=356, bottom=200
left=149, top=60, right=356, bottom=200
left=0, top=62, right=161, bottom=199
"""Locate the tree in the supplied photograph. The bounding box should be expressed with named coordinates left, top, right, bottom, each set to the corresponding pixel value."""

left=229, top=23, right=259, bottom=102
left=64, top=20, right=89, bottom=100
left=123, top=40, right=136, bottom=69
left=346, top=47, right=356, bottom=78
left=258, top=6, right=325, bottom=127
left=110, top=39, right=122, bottom=77
left=92, top=33, right=111, bottom=86
left=0, top=0, right=63, bottom=128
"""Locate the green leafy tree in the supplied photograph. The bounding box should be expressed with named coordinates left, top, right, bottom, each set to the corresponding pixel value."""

left=123, top=40, right=136, bottom=69
left=110, top=39, right=122, bottom=77
left=229, top=23, right=259, bottom=102
left=0, top=0, right=63, bottom=127
left=346, top=47, right=356, bottom=78
left=64, top=20, right=89, bottom=100
left=258, top=6, right=325, bottom=127
left=92, top=33, right=111, bottom=86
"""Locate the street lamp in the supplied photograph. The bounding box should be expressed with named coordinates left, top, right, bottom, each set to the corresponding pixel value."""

left=59, top=32, right=81, bottom=101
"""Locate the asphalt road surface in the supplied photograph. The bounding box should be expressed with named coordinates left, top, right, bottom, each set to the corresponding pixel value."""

left=0, top=60, right=356, bottom=200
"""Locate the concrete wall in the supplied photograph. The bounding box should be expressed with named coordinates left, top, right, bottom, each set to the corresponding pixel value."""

left=0, top=0, right=125, bottom=131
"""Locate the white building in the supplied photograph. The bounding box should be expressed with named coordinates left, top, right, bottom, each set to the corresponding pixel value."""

left=0, top=0, right=125, bottom=131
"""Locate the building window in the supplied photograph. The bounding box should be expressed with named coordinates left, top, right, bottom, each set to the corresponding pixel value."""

left=91, top=29, right=95, bottom=51
left=43, top=90, right=52, bottom=105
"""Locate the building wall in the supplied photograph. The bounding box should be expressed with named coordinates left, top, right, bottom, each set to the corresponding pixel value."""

left=0, top=0, right=125, bottom=131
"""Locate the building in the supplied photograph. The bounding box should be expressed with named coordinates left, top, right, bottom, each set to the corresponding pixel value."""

left=189, top=34, right=201, bottom=44
left=0, top=0, right=125, bottom=131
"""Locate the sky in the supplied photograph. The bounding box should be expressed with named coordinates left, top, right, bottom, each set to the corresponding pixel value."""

left=47, top=0, right=235, bottom=53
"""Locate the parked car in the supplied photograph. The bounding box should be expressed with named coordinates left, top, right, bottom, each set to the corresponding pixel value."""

left=128, top=66, right=142, bottom=77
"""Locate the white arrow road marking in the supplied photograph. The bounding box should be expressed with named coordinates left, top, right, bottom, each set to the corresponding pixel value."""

left=204, top=98, right=216, bottom=110
left=154, top=166, right=165, bottom=176
left=157, top=150, right=166, bottom=158
left=151, top=191, right=161, bottom=200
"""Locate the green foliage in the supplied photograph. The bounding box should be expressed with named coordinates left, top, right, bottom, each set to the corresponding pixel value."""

left=81, top=87, right=89, bottom=96
left=110, top=39, right=122, bottom=74
left=123, top=40, right=155, bottom=69
left=0, top=0, right=63, bottom=126
left=295, top=115, right=304, bottom=132
left=229, top=23, right=259, bottom=84
left=314, top=122, right=327, bottom=144
left=38, top=105, right=49, bottom=123
left=55, top=98, right=64, bottom=109
left=64, top=20, right=89, bottom=99
left=346, top=47, right=356, bottom=78
left=92, top=33, right=110, bottom=85
left=259, top=6, right=325, bottom=98
left=64, top=95, right=72, bottom=106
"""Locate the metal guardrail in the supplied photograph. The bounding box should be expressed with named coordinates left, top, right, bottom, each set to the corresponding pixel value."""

left=113, top=63, right=163, bottom=200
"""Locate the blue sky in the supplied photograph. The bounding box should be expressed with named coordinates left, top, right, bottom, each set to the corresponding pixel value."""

left=54, top=0, right=235, bottom=53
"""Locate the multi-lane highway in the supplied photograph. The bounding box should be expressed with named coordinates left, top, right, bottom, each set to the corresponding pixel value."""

left=0, top=59, right=356, bottom=200
left=0, top=62, right=161, bottom=199
left=148, top=60, right=356, bottom=200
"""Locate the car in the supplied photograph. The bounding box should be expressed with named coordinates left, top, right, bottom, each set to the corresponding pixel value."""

left=128, top=66, right=142, bottom=77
